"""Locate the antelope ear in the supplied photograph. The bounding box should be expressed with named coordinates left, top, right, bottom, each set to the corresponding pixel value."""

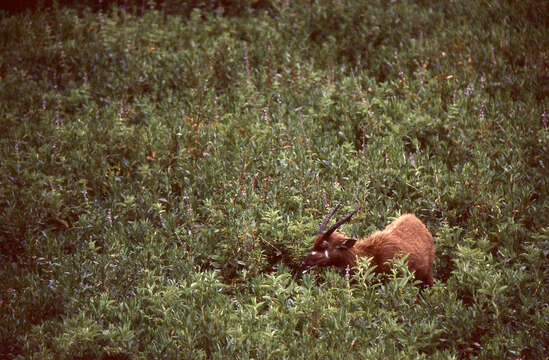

left=338, top=238, right=357, bottom=249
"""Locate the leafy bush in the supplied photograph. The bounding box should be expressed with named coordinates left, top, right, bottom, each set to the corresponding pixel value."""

left=1, top=1, right=547, bottom=359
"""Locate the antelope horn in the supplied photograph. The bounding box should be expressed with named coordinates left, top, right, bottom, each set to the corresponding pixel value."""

left=318, top=203, right=341, bottom=235
left=323, top=209, right=358, bottom=237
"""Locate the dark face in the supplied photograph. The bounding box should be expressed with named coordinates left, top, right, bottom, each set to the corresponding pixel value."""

left=301, top=232, right=357, bottom=270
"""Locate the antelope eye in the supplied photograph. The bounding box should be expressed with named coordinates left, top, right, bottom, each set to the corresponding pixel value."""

left=318, top=241, right=329, bottom=250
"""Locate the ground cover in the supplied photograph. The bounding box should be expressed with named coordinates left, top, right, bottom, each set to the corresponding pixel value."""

left=1, top=1, right=548, bottom=358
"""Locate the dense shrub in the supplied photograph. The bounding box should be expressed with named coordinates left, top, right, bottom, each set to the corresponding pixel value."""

left=1, top=1, right=547, bottom=359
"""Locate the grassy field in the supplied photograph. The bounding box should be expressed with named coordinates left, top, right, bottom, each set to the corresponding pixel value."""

left=1, top=1, right=548, bottom=359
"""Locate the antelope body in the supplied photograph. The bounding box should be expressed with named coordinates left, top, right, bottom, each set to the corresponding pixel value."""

left=302, top=205, right=435, bottom=287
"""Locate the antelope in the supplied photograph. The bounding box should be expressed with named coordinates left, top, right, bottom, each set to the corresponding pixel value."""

left=302, top=205, right=435, bottom=287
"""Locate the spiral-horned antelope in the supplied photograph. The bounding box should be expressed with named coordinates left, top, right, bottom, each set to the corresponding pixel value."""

left=302, top=205, right=435, bottom=287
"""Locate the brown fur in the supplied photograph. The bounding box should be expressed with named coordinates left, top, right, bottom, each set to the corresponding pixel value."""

left=302, top=214, right=435, bottom=286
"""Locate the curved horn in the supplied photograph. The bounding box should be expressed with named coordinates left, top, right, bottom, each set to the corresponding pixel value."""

left=323, top=209, right=358, bottom=237
left=318, top=203, right=341, bottom=234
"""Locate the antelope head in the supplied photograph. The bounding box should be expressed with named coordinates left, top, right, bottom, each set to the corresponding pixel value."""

left=302, top=204, right=358, bottom=270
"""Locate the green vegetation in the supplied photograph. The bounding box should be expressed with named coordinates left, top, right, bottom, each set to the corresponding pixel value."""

left=1, top=1, right=548, bottom=358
